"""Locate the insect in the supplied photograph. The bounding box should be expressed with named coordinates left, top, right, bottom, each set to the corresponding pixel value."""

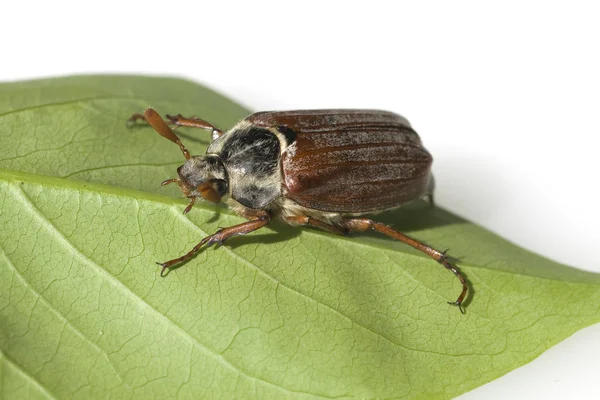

left=128, top=108, right=468, bottom=313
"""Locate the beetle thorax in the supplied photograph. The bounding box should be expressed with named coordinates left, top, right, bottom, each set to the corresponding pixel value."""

left=208, top=122, right=283, bottom=210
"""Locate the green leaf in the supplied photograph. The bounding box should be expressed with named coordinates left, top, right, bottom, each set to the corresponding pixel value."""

left=1, top=75, right=599, bottom=399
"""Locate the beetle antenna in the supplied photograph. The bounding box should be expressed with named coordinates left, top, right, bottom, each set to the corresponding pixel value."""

left=143, top=108, right=191, bottom=160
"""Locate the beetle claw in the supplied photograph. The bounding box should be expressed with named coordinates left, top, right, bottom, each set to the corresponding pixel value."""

left=204, top=237, right=220, bottom=248
left=439, top=249, right=450, bottom=261
left=200, top=231, right=225, bottom=248
left=126, top=113, right=146, bottom=128
left=165, top=114, right=192, bottom=128
left=157, top=262, right=169, bottom=277
left=447, top=301, right=465, bottom=314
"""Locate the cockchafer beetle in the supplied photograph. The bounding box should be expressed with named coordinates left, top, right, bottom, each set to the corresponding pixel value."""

left=128, top=108, right=468, bottom=313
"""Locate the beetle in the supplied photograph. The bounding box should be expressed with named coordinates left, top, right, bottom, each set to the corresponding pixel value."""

left=128, top=108, right=468, bottom=313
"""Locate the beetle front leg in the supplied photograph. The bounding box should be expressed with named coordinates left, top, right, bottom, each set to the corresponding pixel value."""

left=126, top=110, right=223, bottom=138
left=165, top=114, right=223, bottom=138
left=341, top=218, right=468, bottom=314
left=158, top=213, right=270, bottom=276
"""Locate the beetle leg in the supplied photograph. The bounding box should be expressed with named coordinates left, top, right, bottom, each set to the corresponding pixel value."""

left=183, top=197, right=197, bottom=214
left=130, top=108, right=191, bottom=159
left=157, top=213, right=270, bottom=276
left=427, top=193, right=435, bottom=207
left=127, top=113, right=176, bottom=129
left=425, top=175, right=436, bottom=207
left=127, top=111, right=223, bottom=140
left=341, top=218, right=468, bottom=314
left=284, top=216, right=349, bottom=236
left=165, top=114, right=223, bottom=139
left=126, top=112, right=182, bottom=128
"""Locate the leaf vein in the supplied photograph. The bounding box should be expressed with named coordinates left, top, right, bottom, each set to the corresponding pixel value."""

left=0, top=246, right=124, bottom=384
left=0, top=95, right=141, bottom=118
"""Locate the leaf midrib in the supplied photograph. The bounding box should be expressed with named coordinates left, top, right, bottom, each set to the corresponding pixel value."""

left=0, top=348, right=58, bottom=400
left=3, top=167, right=599, bottom=289
left=6, top=167, right=598, bottom=357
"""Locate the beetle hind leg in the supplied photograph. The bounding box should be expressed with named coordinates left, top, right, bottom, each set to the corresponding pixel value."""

left=426, top=193, right=435, bottom=207
left=341, top=218, right=468, bottom=314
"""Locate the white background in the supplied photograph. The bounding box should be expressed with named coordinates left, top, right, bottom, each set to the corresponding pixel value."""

left=2, top=1, right=599, bottom=398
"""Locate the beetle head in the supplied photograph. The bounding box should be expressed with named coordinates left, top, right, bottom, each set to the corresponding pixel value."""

left=167, top=155, right=228, bottom=212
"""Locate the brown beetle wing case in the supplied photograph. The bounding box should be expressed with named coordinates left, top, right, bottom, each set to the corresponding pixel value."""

left=248, top=110, right=433, bottom=213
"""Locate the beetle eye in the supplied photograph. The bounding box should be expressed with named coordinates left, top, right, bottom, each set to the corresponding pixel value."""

left=212, top=179, right=228, bottom=197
